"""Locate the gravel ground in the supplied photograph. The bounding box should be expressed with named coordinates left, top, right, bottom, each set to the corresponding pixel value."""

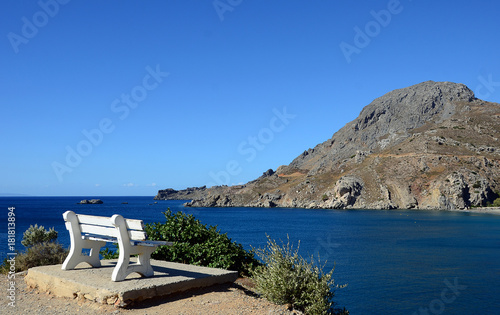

left=1, top=273, right=302, bottom=315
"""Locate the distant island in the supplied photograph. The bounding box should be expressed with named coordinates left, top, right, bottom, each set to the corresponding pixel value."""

left=78, top=199, right=103, bottom=204
left=155, top=81, right=500, bottom=210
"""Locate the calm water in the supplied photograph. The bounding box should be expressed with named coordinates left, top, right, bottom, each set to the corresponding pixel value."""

left=1, top=196, right=499, bottom=314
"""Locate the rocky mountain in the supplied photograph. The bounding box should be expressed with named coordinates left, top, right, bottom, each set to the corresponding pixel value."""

left=156, top=81, right=500, bottom=210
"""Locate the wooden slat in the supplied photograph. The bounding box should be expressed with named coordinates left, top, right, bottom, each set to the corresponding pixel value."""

left=76, top=214, right=144, bottom=231
left=80, top=224, right=116, bottom=237
left=84, top=235, right=172, bottom=247
left=129, top=230, right=147, bottom=241
left=76, top=214, right=114, bottom=227
left=124, top=218, right=144, bottom=231
left=79, top=224, right=146, bottom=240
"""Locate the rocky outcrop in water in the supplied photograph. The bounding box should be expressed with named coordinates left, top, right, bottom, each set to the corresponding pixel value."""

left=78, top=199, right=103, bottom=204
left=161, top=81, right=500, bottom=210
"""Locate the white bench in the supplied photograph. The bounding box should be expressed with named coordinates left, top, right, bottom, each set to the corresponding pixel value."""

left=61, top=210, right=172, bottom=281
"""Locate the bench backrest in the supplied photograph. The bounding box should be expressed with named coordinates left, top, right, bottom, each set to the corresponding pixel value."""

left=64, top=211, right=147, bottom=241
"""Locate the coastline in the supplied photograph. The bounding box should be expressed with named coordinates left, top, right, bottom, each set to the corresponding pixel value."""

left=172, top=198, right=500, bottom=215
left=458, top=207, right=500, bottom=215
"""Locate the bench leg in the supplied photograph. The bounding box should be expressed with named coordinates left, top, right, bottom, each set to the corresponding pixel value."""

left=135, top=249, right=155, bottom=277
left=62, top=239, right=105, bottom=270
left=111, top=246, right=156, bottom=281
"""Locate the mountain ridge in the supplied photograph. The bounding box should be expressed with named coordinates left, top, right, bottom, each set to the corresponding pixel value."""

left=155, top=81, right=500, bottom=210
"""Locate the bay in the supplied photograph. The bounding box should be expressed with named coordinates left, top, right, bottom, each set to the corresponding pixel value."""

left=1, top=196, right=499, bottom=314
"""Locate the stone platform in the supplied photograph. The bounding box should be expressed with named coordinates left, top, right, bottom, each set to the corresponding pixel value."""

left=25, top=259, right=238, bottom=307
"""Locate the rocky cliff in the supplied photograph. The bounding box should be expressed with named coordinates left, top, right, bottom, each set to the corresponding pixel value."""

left=157, top=81, right=500, bottom=210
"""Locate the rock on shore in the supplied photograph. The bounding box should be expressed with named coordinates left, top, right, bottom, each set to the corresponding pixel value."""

left=159, top=81, right=500, bottom=210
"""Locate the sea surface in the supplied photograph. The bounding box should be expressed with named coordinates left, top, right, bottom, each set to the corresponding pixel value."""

left=1, top=196, right=499, bottom=314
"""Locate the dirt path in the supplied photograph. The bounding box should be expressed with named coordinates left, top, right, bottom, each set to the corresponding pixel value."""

left=1, top=273, right=301, bottom=315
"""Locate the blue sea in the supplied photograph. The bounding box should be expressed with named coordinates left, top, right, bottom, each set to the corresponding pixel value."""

left=1, top=196, right=500, bottom=314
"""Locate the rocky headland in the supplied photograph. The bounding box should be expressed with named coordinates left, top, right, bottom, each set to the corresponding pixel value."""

left=154, top=186, right=208, bottom=201
left=156, top=81, right=500, bottom=210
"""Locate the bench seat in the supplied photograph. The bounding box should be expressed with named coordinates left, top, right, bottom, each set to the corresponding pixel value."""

left=82, top=234, right=172, bottom=247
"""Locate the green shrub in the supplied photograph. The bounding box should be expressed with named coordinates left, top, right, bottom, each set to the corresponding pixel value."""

left=144, top=209, right=260, bottom=276
left=16, top=242, right=67, bottom=272
left=252, top=235, right=347, bottom=315
left=492, top=198, right=500, bottom=207
left=1, top=225, right=67, bottom=274
left=100, top=246, right=120, bottom=260
left=21, top=224, right=58, bottom=247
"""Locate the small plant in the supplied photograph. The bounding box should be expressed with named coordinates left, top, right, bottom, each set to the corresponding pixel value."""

left=252, top=235, right=347, bottom=315
left=322, top=194, right=329, bottom=202
left=21, top=224, right=58, bottom=247
left=100, top=246, right=120, bottom=259
left=16, top=242, right=67, bottom=272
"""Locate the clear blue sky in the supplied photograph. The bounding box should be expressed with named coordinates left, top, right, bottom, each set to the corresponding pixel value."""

left=2, top=0, right=499, bottom=196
